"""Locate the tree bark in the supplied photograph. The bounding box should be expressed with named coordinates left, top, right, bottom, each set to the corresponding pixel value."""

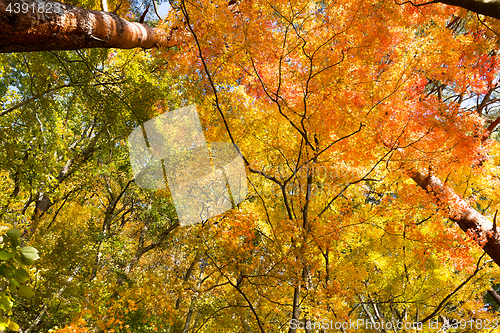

left=487, top=288, right=500, bottom=307
left=436, top=0, right=500, bottom=20
left=100, top=0, right=107, bottom=12
left=0, top=0, right=164, bottom=52
left=182, top=258, right=207, bottom=333
left=410, top=170, right=500, bottom=266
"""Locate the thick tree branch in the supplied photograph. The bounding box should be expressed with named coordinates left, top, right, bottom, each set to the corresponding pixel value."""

left=436, top=0, right=500, bottom=20
left=486, top=115, right=500, bottom=135
left=397, top=0, right=500, bottom=21
left=410, top=170, right=500, bottom=266
left=477, top=85, right=497, bottom=117
left=487, top=287, right=500, bottom=307
left=0, top=0, right=174, bottom=52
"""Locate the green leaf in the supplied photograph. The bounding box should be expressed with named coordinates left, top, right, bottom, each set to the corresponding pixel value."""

left=0, top=251, right=12, bottom=261
left=17, top=285, right=34, bottom=298
left=20, top=246, right=39, bottom=265
left=13, top=268, right=29, bottom=283
left=2, top=268, right=12, bottom=280
left=6, top=229, right=21, bottom=240
left=0, top=295, right=12, bottom=311
left=9, top=238, right=20, bottom=248
left=8, top=278, right=18, bottom=294
left=9, top=279, right=19, bottom=289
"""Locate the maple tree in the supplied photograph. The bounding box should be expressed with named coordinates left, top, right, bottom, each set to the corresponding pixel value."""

left=3, top=0, right=500, bottom=332
left=161, top=0, right=500, bottom=330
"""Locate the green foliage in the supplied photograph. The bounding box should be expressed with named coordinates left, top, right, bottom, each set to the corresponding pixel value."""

left=0, top=228, right=38, bottom=330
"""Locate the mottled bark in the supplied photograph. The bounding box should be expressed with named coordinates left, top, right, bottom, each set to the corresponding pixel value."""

left=0, top=0, right=167, bottom=52
left=436, top=0, right=500, bottom=20
left=410, top=170, right=500, bottom=266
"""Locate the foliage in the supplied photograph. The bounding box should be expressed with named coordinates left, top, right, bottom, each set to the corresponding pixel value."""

left=3, top=0, right=500, bottom=332
left=0, top=226, right=39, bottom=331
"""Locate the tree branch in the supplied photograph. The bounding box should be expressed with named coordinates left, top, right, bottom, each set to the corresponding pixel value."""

left=0, top=0, right=174, bottom=52
left=410, top=170, right=500, bottom=266
left=436, top=0, right=500, bottom=20
left=0, top=84, right=72, bottom=118
left=420, top=253, right=489, bottom=323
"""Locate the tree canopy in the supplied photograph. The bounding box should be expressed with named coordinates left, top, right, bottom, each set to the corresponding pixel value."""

left=2, top=0, right=500, bottom=332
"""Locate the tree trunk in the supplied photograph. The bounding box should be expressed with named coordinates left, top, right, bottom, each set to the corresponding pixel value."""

left=410, top=170, right=500, bottom=266
left=288, top=283, right=301, bottom=333
left=182, top=258, right=207, bottom=333
left=0, top=0, right=166, bottom=52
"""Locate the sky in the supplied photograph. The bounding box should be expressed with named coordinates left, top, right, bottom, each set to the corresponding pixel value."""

left=157, top=1, right=171, bottom=19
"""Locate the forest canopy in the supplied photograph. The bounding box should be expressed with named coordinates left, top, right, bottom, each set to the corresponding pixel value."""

left=2, top=0, right=500, bottom=332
